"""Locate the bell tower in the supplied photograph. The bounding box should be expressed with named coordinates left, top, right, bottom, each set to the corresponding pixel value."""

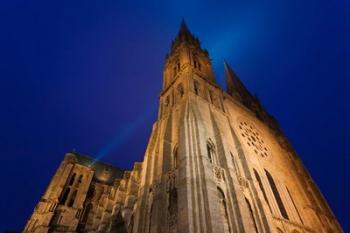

left=163, top=20, right=215, bottom=90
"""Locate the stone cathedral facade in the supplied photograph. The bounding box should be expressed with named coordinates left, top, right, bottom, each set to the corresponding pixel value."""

left=23, top=22, right=343, bottom=233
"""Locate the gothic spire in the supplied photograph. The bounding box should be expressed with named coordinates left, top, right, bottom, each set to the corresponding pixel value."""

left=172, top=19, right=199, bottom=48
left=224, top=61, right=255, bottom=105
left=178, top=19, right=191, bottom=37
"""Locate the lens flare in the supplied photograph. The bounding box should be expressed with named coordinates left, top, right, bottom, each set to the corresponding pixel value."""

left=91, top=108, right=156, bottom=165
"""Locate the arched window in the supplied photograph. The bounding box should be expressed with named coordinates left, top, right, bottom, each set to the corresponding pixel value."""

left=168, top=188, right=178, bottom=233
left=245, top=197, right=259, bottom=233
left=173, top=145, right=178, bottom=169
left=68, top=173, right=76, bottom=185
left=217, top=188, right=231, bottom=233
left=206, top=140, right=215, bottom=164
left=253, top=169, right=271, bottom=212
left=60, top=187, right=70, bottom=204
left=68, top=190, right=77, bottom=207
left=265, top=169, right=289, bottom=219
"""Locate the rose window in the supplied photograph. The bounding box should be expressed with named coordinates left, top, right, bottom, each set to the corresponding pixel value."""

left=239, top=121, right=268, bottom=157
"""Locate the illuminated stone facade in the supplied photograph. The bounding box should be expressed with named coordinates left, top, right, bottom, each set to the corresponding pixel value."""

left=23, top=21, right=343, bottom=233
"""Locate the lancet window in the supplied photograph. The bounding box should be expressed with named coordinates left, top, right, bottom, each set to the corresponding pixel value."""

left=206, top=140, right=216, bottom=164
left=265, top=169, right=289, bottom=219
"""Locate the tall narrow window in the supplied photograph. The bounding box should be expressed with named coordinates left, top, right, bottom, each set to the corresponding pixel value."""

left=68, top=173, right=76, bottom=185
left=218, top=188, right=231, bottom=233
left=245, top=197, right=259, bottom=233
left=206, top=141, right=215, bottom=164
left=253, top=169, right=271, bottom=212
left=168, top=188, right=178, bottom=233
left=60, top=187, right=70, bottom=204
left=68, top=190, right=77, bottom=207
left=265, top=169, right=289, bottom=219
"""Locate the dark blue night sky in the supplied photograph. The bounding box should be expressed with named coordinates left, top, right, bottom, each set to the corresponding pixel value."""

left=1, top=0, right=349, bottom=231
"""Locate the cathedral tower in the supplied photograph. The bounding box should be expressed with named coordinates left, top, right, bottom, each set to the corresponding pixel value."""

left=23, top=21, right=342, bottom=233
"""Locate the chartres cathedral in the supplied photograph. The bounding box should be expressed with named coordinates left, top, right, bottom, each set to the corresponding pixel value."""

left=23, top=21, right=343, bottom=233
